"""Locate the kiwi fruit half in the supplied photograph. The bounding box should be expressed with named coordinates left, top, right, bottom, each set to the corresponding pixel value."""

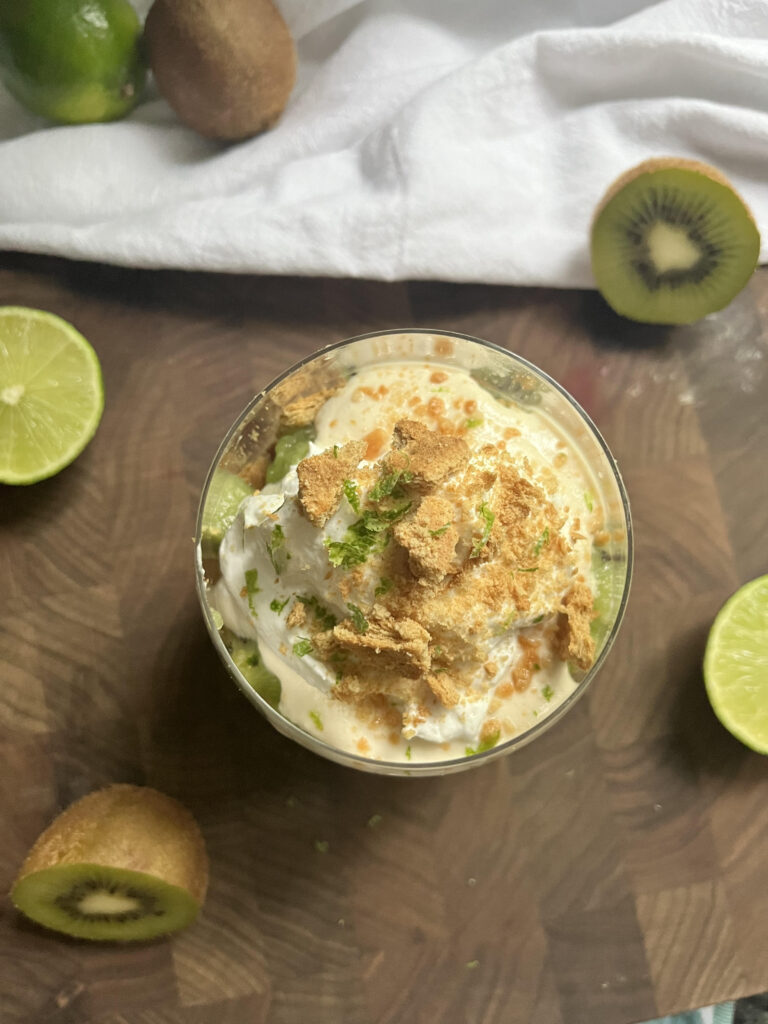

left=591, top=158, right=760, bottom=324
left=11, top=784, right=208, bottom=941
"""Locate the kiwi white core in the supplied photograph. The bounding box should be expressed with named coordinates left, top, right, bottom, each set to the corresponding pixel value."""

left=78, top=891, right=141, bottom=915
left=647, top=222, right=700, bottom=272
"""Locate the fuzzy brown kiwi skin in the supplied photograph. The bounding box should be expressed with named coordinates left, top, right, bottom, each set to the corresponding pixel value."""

left=591, top=156, right=759, bottom=231
left=12, top=785, right=208, bottom=907
left=144, top=0, right=296, bottom=142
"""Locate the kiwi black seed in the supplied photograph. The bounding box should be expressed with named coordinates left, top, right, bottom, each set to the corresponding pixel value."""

left=11, top=785, right=208, bottom=941
left=591, top=158, right=760, bottom=324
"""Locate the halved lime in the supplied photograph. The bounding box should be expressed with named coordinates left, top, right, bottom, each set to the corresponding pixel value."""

left=0, top=307, right=104, bottom=485
left=704, top=575, right=768, bottom=753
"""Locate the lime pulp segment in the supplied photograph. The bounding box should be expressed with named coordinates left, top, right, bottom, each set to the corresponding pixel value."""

left=0, top=307, right=104, bottom=484
left=704, top=575, right=768, bottom=753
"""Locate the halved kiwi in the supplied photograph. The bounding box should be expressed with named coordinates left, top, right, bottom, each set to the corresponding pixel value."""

left=11, top=785, right=208, bottom=941
left=591, top=158, right=760, bottom=324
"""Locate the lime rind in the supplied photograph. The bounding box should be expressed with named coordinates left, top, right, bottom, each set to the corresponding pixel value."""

left=704, top=575, right=768, bottom=753
left=0, top=306, right=104, bottom=485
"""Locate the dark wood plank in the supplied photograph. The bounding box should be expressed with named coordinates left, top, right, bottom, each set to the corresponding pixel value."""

left=2, top=251, right=768, bottom=1023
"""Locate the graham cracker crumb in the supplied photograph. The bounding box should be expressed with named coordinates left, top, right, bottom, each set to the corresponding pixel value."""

left=555, top=583, right=595, bottom=670
left=286, top=601, right=306, bottom=629
left=386, top=419, right=470, bottom=489
left=392, top=495, right=458, bottom=582
left=314, top=606, right=431, bottom=678
left=297, top=440, right=366, bottom=527
left=425, top=671, right=462, bottom=708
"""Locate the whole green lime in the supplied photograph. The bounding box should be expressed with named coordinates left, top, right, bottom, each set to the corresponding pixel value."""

left=0, top=0, right=145, bottom=124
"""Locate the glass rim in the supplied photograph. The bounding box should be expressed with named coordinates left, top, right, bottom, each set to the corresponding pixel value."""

left=194, top=328, right=634, bottom=776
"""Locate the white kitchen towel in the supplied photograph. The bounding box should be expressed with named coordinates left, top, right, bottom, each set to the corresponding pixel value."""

left=0, top=0, right=767, bottom=287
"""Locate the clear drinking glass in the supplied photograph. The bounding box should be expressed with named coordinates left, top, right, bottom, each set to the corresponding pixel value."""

left=194, top=329, right=632, bottom=777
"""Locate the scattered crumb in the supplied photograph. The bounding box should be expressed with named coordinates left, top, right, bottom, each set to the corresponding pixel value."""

left=392, top=494, right=458, bottom=582
left=315, top=606, right=431, bottom=678
left=386, top=419, right=470, bottom=489
left=286, top=601, right=307, bottom=629
left=297, top=440, right=366, bottom=526
left=425, top=671, right=462, bottom=708
left=554, top=582, right=595, bottom=670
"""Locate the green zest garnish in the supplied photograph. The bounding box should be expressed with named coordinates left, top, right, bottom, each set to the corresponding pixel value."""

left=297, top=595, right=337, bottom=631
left=325, top=504, right=411, bottom=569
left=270, top=596, right=290, bottom=614
left=346, top=602, right=369, bottom=633
left=405, top=745, right=412, bottom=761
left=533, top=527, right=550, bottom=557
left=429, top=523, right=452, bottom=538
left=466, top=960, right=480, bottom=970
left=244, top=569, right=260, bottom=615
left=518, top=566, right=538, bottom=573
left=533, top=663, right=541, bottom=671
left=542, top=684, right=553, bottom=701
left=229, top=637, right=281, bottom=709
left=266, top=523, right=288, bottom=575
left=464, top=417, right=483, bottom=429
left=369, top=466, right=413, bottom=501
left=333, top=445, right=339, bottom=458
left=374, top=577, right=393, bottom=598
left=584, top=491, right=594, bottom=512
left=532, top=614, right=544, bottom=624
left=367, top=814, right=382, bottom=828
left=465, top=731, right=500, bottom=756
left=309, top=710, right=323, bottom=731
left=470, top=502, right=495, bottom=558
left=293, top=637, right=313, bottom=657
left=343, top=478, right=361, bottom=513
left=314, top=839, right=329, bottom=854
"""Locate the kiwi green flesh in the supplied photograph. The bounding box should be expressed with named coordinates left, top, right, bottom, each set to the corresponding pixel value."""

left=12, top=864, right=201, bottom=941
left=591, top=168, right=760, bottom=324
left=201, top=469, right=253, bottom=556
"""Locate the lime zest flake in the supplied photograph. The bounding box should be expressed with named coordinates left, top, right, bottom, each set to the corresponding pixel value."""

left=314, top=840, right=330, bottom=854
left=266, top=523, right=288, bottom=575
left=584, top=491, right=594, bottom=512
left=270, top=596, right=290, bottom=614
left=343, top=478, right=361, bottom=513
left=533, top=527, right=550, bottom=557
left=465, top=731, right=500, bottom=756
left=325, top=503, right=411, bottom=570
left=369, top=466, right=413, bottom=502
left=293, top=637, right=313, bottom=657
left=542, top=684, right=553, bottom=701
left=374, top=577, right=393, bottom=598
left=429, top=523, right=452, bottom=537
left=346, top=602, right=369, bottom=633
left=464, top=417, right=483, bottom=429
left=297, top=594, right=337, bottom=630
left=470, top=502, right=495, bottom=558
left=405, top=745, right=412, bottom=761
left=244, top=569, right=260, bottom=615
left=309, top=710, right=323, bottom=731
left=367, top=814, right=382, bottom=829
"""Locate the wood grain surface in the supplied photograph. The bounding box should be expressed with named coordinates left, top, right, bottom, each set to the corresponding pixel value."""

left=1, top=252, right=767, bottom=1024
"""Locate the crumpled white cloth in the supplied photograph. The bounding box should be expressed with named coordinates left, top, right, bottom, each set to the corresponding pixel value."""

left=0, top=0, right=766, bottom=286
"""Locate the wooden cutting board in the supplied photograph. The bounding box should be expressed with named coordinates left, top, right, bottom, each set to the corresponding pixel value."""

left=2, top=252, right=767, bottom=1024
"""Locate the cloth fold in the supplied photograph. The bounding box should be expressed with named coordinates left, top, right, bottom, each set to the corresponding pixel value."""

left=0, top=0, right=767, bottom=286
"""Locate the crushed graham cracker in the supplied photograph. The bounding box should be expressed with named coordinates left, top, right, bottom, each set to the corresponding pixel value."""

left=392, top=495, right=458, bottom=583
left=385, top=419, right=470, bottom=489
left=286, top=600, right=306, bottom=629
left=554, top=582, right=595, bottom=670
left=313, top=606, right=431, bottom=679
left=296, top=440, right=366, bottom=527
left=425, top=671, right=462, bottom=708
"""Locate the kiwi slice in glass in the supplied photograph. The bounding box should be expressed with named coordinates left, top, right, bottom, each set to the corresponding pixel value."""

left=11, top=785, right=208, bottom=941
left=591, top=158, right=760, bottom=324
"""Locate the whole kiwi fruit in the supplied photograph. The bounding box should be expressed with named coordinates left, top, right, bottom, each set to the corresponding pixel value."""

left=11, top=784, right=209, bottom=941
left=144, top=0, right=296, bottom=141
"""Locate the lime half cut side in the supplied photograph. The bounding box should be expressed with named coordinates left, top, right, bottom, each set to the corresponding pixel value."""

left=0, top=307, right=104, bottom=484
left=704, top=575, right=768, bottom=753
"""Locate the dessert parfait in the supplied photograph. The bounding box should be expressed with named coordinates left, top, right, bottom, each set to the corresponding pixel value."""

left=197, top=331, right=631, bottom=773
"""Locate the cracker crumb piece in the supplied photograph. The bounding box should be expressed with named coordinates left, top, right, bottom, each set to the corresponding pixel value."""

left=480, top=718, right=500, bottom=742
left=286, top=601, right=307, bottom=629
left=386, top=419, right=470, bottom=489
left=281, top=388, right=338, bottom=429
left=425, top=671, right=462, bottom=708
left=314, top=606, right=431, bottom=678
left=555, top=582, right=595, bottom=670
left=297, top=440, right=366, bottom=526
left=238, top=455, right=269, bottom=490
left=512, top=635, right=540, bottom=692
left=392, top=495, right=458, bottom=582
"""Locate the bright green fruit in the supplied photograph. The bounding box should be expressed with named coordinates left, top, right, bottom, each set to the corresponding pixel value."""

left=0, top=0, right=145, bottom=124
left=201, top=469, right=253, bottom=556
left=704, top=575, right=768, bottom=754
left=591, top=158, right=760, bottom=325
left=0, top=307, right=104, bottom=484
